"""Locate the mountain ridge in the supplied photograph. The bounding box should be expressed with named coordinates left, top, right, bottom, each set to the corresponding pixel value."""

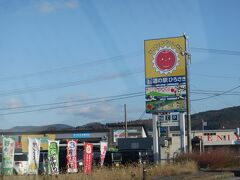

left=1, top=106, right=240, bottom=132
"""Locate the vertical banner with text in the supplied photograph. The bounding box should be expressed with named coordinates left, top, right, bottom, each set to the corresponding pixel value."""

left=84, top=142, right=93, bottom=174
left=66, top=139, right=78, bottom=173
left=2, top=137, right=15, bottom=176
left=28, top=138, right=41, bottom=174
left=100, top=142, right=108, bottom=167
left=48, top=140, right=59, bottom=175
left=145, top=36, right=187, bottom=113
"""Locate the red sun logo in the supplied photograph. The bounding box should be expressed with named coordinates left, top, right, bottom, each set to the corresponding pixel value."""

left=152, top=47, right=179, bottom=74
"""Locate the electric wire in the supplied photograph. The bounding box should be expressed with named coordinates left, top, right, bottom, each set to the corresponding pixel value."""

left=0, top=50, right=142, bottom=81
left=0, top=93, right=143, bottom=116
left=0, top=70, right=142, bottom=97
left=1, top=46, right=240, bottom=82
left=0, top=92, right=144, bottom=111
left=1, top=87, right=240, bottom=115
left=191, top=85, right=240, bottom=101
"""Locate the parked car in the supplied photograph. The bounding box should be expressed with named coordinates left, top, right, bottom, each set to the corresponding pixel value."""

left=14, top=153, right=28, bottom=175
left=104, top=151, right=122, bottom=166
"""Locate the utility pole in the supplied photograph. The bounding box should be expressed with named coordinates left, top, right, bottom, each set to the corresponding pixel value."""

left=124, top=104, right=128, bottom=138
left=184, top=34, right=192, bottom=153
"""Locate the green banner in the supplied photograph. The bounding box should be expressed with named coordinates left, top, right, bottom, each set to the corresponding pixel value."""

left=48, top=140, right=59, bottom=174
left=2, top=137, right=15, bottom=176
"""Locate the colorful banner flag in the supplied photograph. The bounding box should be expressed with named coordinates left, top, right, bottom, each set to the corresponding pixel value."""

left=28, top=138, right=41, bottom=174
left=48, top=140, right=59, bottom=175
left=2, top=137, right=15, bottom=176
left=84, top=142, right=93, bottom=174
left=100, top=142, right=108, bottom=167
left=66, top=140, right=78, bottom=173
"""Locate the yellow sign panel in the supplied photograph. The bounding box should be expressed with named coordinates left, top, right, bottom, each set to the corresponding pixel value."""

left=145, top=36, right=186, bottom=79
left=21, top=134, right=56, bottom=152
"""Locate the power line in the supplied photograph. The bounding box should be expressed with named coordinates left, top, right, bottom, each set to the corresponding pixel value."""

left=1, top=46, right=240, bottom=82
left=191, top=84, right=240, bottom=101
left=1, top=68, right=238, bottom=98
left=192, top=73, right=240, bottom=80
left=189, top=47, right=240, bottom=56
left=0, top=93, right=144, bottom=116
left=1, top=87, right=240, bottom=115
left=137, top=110, right=146, bottom=121
left=0, top=70, right=142, bottom=97
left=0, top=92, right=144, bottom=111
left=0, top=50, right=142, bottom=81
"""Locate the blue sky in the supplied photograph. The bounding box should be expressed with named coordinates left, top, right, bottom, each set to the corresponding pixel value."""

left=0, top=0, right=240, bottom=129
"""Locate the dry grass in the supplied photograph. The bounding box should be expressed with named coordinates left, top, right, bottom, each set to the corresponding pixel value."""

left=175, top=148, right=240, bottom=169
left=148, top=160, right=198, bottom=177
left=0, top=161, right=198, bottom=180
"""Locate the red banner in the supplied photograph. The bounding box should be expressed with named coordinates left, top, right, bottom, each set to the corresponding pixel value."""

left=84, top=143, right=93, bottom=174
left=66, top=140, right=78, bottom=173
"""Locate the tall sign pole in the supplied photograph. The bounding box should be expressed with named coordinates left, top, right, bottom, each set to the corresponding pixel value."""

left=179, top=113, right=186, bottom=152
left=184, top=34, right=192, bottom=153
left=152, top=114, right=159, bottom=163
left=145, top=35, right=188, bottom=163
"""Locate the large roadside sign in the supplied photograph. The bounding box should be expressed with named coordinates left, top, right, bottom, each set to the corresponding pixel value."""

left=145, top=36, right=187, bottom=113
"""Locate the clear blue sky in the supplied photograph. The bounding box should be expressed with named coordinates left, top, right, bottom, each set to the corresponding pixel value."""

left=0, top=0, right=240, bottom=129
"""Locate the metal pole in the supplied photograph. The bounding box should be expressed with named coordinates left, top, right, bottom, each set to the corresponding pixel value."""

left=124, top=104, right=127, bottom=138
left=180, top=113, right=186, bottom=153
left=152, top=114, right=159, bottom=164
left=143, top=164, right=147, bottom=180
left=202, top=119, right=205, bottom=153
left=184, top=34, right=192, bottom=153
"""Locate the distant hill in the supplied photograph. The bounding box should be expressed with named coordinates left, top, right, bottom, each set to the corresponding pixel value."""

left=110, top=106, right=240, bottom=131
left=2, top=124, right=73, bottom=133
left=191, top=106, right=240, bottom=130
left=1, top=106, right=240, bottom=133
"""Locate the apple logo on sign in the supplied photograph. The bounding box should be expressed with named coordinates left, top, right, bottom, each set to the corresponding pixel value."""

left=152, top=46, right=179, bottom=74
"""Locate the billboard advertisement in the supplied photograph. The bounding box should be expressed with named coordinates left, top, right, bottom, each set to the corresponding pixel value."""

left=144, top=36, right=187, bottom=113
left=28, top=138, right=41, bottom=174
left=84, top=143, right=93, bottom=174
left=146, top=99, right=186, bottom=113
left=2, top=137, right=15, bottom=176
left=66, top=140, right=78, bottom=173
left=146, top=84, right=186, bottom=101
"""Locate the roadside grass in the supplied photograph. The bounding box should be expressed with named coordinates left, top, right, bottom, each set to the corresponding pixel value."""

left=175, top=148, right=240, bottom=169
left=148, top=160, right=198, bottom=177
left=0, top=161, right=198, bottom=180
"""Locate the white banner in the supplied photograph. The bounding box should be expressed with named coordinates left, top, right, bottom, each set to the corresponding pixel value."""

left=28, top=138, right=41, bottom=174
left=2, top=137, right=15, bottom=176
left=100, top=141, right=108, bottom=167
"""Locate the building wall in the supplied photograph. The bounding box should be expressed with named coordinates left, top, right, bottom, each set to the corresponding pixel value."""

left=168, top=129, right=240, bottom=159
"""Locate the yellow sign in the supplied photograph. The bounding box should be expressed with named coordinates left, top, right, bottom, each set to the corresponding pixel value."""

left=145, top=36, right=186, bottom=79
left=21, top=134, right=56, bottom=152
